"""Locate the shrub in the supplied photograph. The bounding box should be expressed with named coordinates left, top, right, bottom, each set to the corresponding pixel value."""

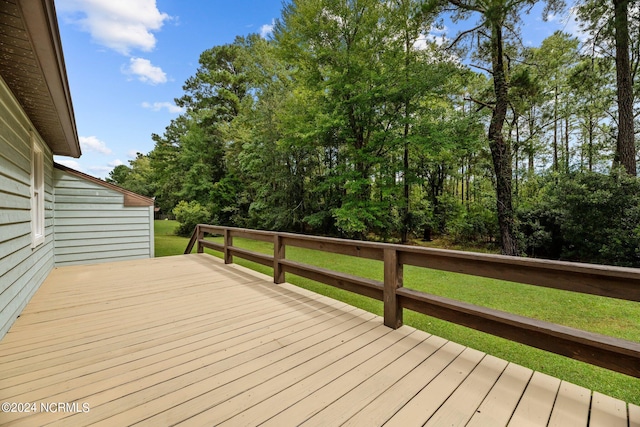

left=447, top=202, right=499, bottom=243
left=518, top=170, right=640, bottom=267
left=172, top=200, right=211, bottom=237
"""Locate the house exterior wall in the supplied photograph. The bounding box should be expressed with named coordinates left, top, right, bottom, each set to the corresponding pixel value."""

left=53, top=169, right=154, bottom=266
left=0, top=76, right=55, bottom=338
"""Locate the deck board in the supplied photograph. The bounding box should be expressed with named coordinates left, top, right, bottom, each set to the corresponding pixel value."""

left=547, top=381, right=591, bottom=427
left=508, top=371, right=561, bottom=426
left=466, top=363, right=534, bottom=427
left=0, top=254, right=634, bottom=426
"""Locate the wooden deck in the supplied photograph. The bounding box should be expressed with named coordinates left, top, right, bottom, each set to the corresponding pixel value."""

left=0, top=254, right=637, bottom=426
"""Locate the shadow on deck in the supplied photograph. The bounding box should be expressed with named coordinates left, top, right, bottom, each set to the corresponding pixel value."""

left=0, top=254, right=637, bottom=426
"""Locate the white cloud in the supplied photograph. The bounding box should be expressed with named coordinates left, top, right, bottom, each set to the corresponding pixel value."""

left=57, top=0, right=170, bottom=55
left=142, top=101, right=184, bottom=113
left=545, top=12, right=559, bottom=22
left=414, top=25, right=448, bottom=50
left=124, top=57, right=167, bottom=84
left=80, top=136, right=112, bottom=154
left=87, top=160, right=124, bottom=178
left=127, top=150, right=141, bottom=158
left=87, top=165, right=113, bottom=177
left=260, top=20, right=275, bottom=38
left=55, top=159, right=83, bottom=171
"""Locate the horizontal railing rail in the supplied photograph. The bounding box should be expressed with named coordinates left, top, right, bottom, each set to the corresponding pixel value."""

left=185, top=224, right=640, bottom=378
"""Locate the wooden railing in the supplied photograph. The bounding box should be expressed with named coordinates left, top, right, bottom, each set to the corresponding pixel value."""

left=185, top=224, right=640, bottom=378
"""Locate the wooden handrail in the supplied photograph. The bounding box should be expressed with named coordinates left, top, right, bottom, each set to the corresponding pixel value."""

left=186, top=224, right=640, bottom=378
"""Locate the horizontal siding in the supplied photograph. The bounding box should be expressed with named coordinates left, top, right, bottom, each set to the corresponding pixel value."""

left=54, top=195, right=122, bottom=204
left=55, top=203, right=150, bottom=211
left=53, top=169, right=153, bottom=267
left=56, top=241, right=149, bottom=255
left=54, top=217, right=150, bottom=226
left=53, top=223, right=151, bottom=234
left=53, top=254, right=149, bottom=267
left=55, top=235, right=150, bottom=247
left=54, top=188, right=125, bottom=198
left=0, top=172, right=29, bottom=198
left=0, top=222, right=30, bottom=245
left=55, top=209, right=151, bottom=218
left=0, top=78, right=32, bottom=173
left=0, top=74, right=54, bottom=339
left=54, top=229, right=150, bottom=241
left=0, top=150, right=30, bottom=187
left=54, top=177, right=123, bottom=190
left=0, top=190, right=31, bottom=210
left=0, top=244, right=52, bottom=318
left=55, top=250, right=149, bottom=264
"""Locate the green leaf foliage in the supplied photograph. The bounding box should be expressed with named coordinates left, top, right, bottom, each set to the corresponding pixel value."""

left=172, top=200, right=211, bottom=237
left=519, top=170, right=640, bottom=266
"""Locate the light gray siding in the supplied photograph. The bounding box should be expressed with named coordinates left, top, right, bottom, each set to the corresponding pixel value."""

left=0, top=76, right=55, bottom=339
left=53, top=170, right=154, bottom=266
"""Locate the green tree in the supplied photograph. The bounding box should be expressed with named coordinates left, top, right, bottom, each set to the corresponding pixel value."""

left=276, top=0, right=396, bottom=237
left=520, top=170, right=640, bottom=266
left=533, top=32, right=580, bottom=173
left=172, top=200, right=211, bottom=237
left=150, top=36, right=259, bottom=221
left=124, top=154, right=155, bottom=197
left=106, top=164, right=131, bottom=186
left=568, top=56, right=615, bottom=171
left=105, top=154, right=155, bottom=197
left=425, top=0, right=565, bottom=254
left=577, top=0, right=638, bottom=175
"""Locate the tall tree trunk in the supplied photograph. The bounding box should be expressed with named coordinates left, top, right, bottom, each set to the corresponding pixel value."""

left=402, top=131, right=409, bottom=243
left=613, top=0, right=636, bottom=175
left=514, top=116, right=520, bottom=198
left=528, top=112, right=535, bottom=175
left=565, top=117, right=570, bottom=172
left=461, top=160, right=465, bottom=206
left=466, top=155, right=471, bottom=205
left=588, top=115, right=594, bottom=172
left=553, top=85, right=559, bottom=172
left=489, top=23, right=518, bottom=256
left=401, top=29, right=411, bottom=244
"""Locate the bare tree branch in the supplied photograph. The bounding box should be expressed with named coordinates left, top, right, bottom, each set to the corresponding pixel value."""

left=448, top=0, right=484, bottom=13
left=469, top=63, right=493, bottom=74
left=447, top=23, right=485, bottom=49
left=466, top=96, right=495, bottom=111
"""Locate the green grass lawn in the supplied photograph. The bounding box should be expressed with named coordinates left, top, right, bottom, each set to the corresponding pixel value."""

left=155, top=220, right=640, bottom=405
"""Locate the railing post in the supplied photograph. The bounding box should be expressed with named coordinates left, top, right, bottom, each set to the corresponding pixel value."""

left=384, top=248, right=403, bottom=329
left=274, top=234, right=285, bottom=284
left=223, top=229, right=233, bottom=264
left=196, top=225, right=204, bottom=253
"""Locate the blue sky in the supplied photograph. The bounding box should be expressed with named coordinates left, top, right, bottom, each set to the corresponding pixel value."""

left=53, top=0, right=581, bottom=179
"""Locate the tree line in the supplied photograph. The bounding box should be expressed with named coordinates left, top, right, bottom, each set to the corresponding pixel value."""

left=108, top=0, right=640, bottom=266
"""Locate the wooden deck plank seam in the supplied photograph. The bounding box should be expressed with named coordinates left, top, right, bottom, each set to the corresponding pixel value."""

left=12, top=276, right=260, bottom=326
left=0, top=294, right=353, bottom=377
left=1, top=276, right=336, bottom=347
left=295, top=334, right=449, bottom=427
left=221, top=330, right=428, bottom=426
left=0, top=285, right=336, bottom=358
left=500, top=366, right=537, bottom=427
left=45, top=314, right=386, bottom=426
left=131, top=325, right=406, bottom=427
left=2, top=309, right=376, bottom=425
left=3, top=310, right=370, bottom=422
left=2, top=302, right=362, bottom=406
left=0, top=298, right=361, bottom=393
left=0, top=254, right=633, bottom=427
left=340, top=340, right=468, bottom=427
